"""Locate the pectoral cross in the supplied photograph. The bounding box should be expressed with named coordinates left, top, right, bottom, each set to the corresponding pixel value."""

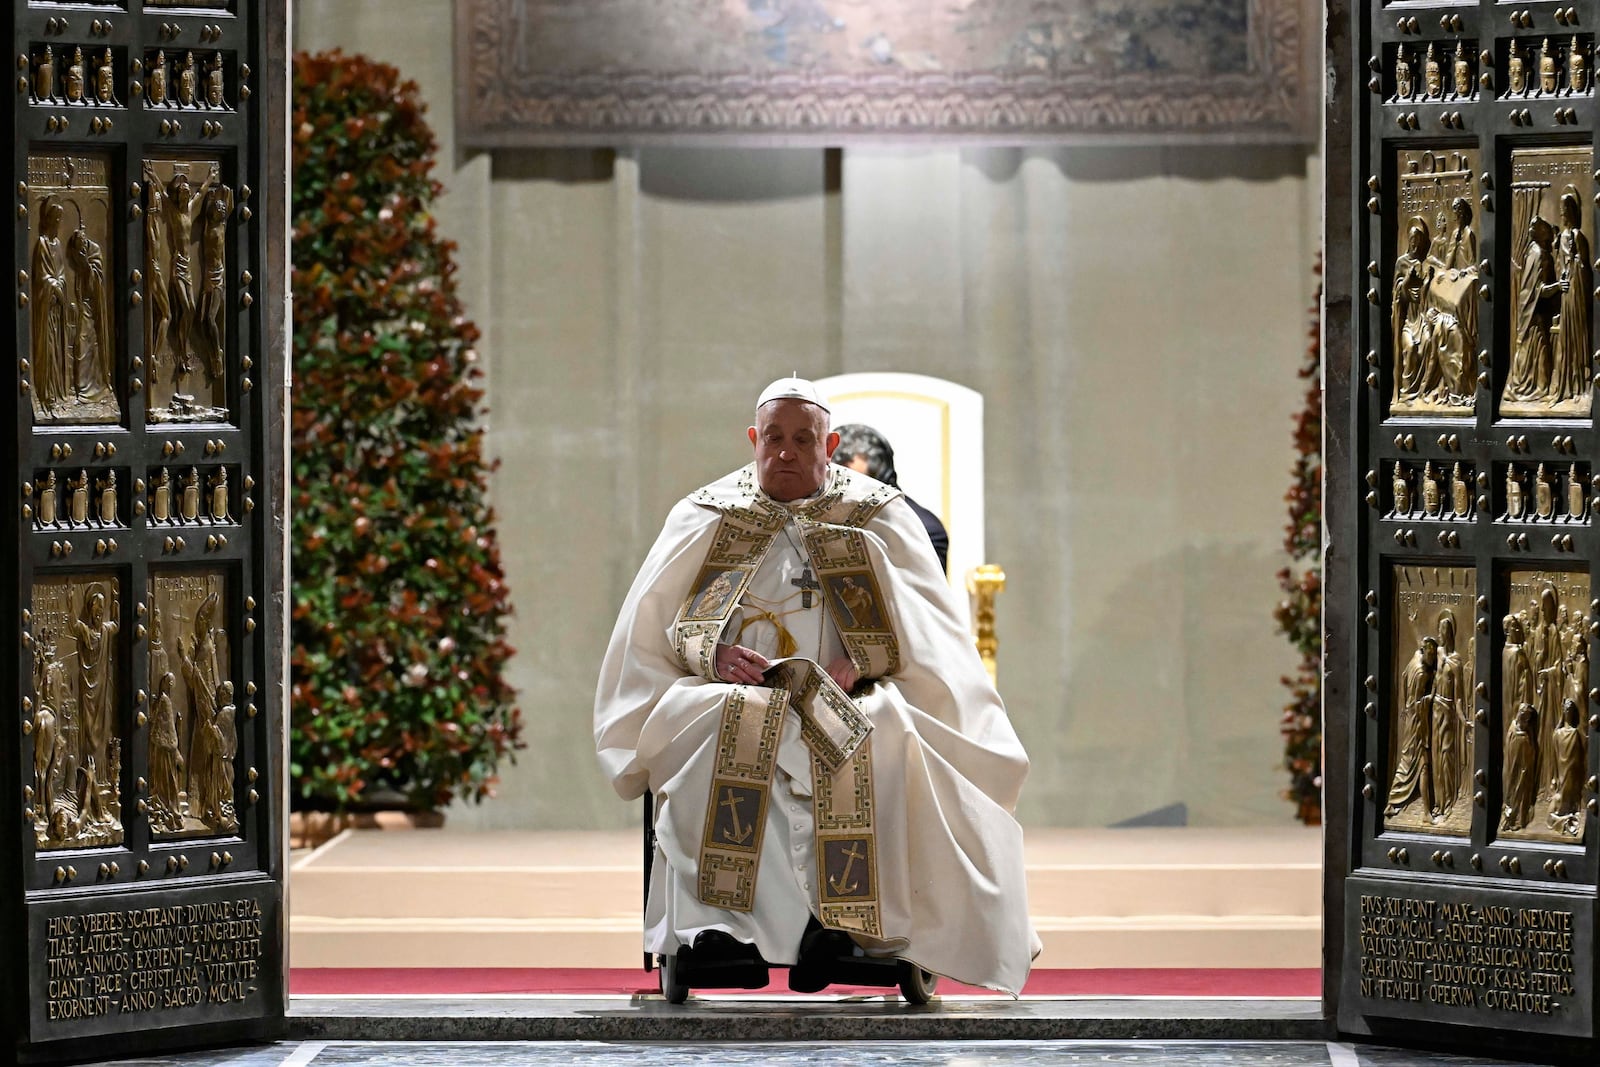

left=791, top=567, right=821, bottom=609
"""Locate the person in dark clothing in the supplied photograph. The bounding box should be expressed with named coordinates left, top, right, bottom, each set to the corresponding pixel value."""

left=833, top=423, right=949, bottom=574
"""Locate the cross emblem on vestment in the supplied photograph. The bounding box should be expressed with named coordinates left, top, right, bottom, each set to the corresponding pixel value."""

left=791, top=567, right=821, bottom=609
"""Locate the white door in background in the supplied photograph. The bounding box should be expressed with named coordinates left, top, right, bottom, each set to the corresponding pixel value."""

left=815, top=372, right=984, bottom=629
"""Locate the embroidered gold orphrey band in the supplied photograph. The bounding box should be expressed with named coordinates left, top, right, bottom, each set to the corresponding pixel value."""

left=697, top=683, right=785, bottom=911
left=674, top=465, right=899, bottom=931
left=801, top=521, right=903, bottom=681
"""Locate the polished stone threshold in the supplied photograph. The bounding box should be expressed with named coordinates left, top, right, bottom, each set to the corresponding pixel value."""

left=82, top=1038, right=1550, bottom=1066
left=286, top=994, right=1327, bottom=1042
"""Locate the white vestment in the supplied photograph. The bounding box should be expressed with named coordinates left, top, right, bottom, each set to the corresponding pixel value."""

left=594, top=464, right=1039, bottom=994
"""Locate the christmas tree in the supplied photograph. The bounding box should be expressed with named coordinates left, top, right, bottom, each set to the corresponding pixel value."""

left=1273, top=258, right=1323, bottom=825
left=289, top=50, right=522, bottom=811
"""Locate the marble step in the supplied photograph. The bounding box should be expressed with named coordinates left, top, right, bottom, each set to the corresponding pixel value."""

left=289, top=827, right=1319, bottom=919
left=289, top=913, right=1321, bottom=970
left=289, top=826, right=1320, bottom=969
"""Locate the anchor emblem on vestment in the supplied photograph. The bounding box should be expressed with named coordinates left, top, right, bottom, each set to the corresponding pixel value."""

left=828, top=842, right=865, bottom=894
left=720, top=787, right=754, bottom=845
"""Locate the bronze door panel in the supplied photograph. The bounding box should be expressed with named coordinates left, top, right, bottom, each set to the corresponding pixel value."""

left=4, top=1, right=286, bottom=1059
left=1338, top=0, right=1600, bottom=1055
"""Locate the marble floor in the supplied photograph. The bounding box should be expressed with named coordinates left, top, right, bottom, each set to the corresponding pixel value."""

left=82, top=1043, right=1556, bottom=1067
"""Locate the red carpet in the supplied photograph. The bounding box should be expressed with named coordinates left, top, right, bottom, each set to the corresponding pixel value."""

left=291, top=967, right=1319, bottom=998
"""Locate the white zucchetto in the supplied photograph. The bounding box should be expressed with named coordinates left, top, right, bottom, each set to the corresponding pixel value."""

left=756, top=376, right=830, bottom=414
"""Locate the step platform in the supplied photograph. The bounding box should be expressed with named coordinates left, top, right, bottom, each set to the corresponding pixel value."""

left=288, top=826, right=1321, bottom=971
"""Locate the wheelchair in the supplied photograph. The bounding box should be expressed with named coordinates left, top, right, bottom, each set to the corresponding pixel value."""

left=643, top=793, right=939, bottom=1004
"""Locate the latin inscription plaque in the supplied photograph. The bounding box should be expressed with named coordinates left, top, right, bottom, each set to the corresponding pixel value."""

left=28, top=879, right=278, bottom=1041
left=1344, top=874, right=1594, bottom=1038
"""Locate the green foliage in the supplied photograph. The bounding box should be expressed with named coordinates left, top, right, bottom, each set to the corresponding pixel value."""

left=289, top=50, right=522, bottom=811
left=1273, top=257, right=1323, bottom=826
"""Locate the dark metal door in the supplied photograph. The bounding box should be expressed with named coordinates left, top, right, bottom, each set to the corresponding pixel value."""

left=1334, top=0, right=1600, bottom=1057
left=2, top=1, right=286, bottom=1061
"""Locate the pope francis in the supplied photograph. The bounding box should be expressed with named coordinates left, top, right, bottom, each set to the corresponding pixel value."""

left=594, top=377, right=1038, bottom=995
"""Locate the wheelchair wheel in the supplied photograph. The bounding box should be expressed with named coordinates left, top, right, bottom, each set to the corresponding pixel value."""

left=660, top=952, right=689, bottom=1004
left=896, top=960, right=938, bottom=1005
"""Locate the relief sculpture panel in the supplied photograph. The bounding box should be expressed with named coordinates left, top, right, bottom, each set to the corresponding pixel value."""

left=30, top=467, right=124, bottom=530
left=1388, top=460, right=1477, bottom=520
left=26, top=154, right=119, bottom=426
left=147, top=466, right=234, bottom=525
left=1391, top=150, right=1480, bottom=416
left=148, top=570, right=237, bottom=837
left=1501, top=37, right=1592, bottom=100
left=1391, top=41, right=1477, bottom=104
left=144, top=51, right=232, bottom=112
left=1501, top=462, right=1591, bottom=523
left=30, top=45, right=124, bottom=108
left=1500, top=569, right=1591, bottom=843
left=1502, top=146, right=1594, bottom=418
left=1385, top=565, right=1476, bottom=836
left=144, top=157, right=231, bottom=424
left=29, top=575, right=123, bottom=850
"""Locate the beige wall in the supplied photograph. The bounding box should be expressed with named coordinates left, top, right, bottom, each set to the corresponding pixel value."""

left=296, top=0, right=1321, bottom=830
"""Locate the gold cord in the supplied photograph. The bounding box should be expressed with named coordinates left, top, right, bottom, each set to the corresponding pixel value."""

left=738, top=610, right=798, bottom=658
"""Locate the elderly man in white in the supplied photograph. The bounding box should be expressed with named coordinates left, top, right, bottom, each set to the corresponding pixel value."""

left=595, top=377, right=1038, bottom=995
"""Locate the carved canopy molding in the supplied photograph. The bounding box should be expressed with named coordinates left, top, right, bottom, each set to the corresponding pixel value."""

left=454, top=0, right=1317, bottom=146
